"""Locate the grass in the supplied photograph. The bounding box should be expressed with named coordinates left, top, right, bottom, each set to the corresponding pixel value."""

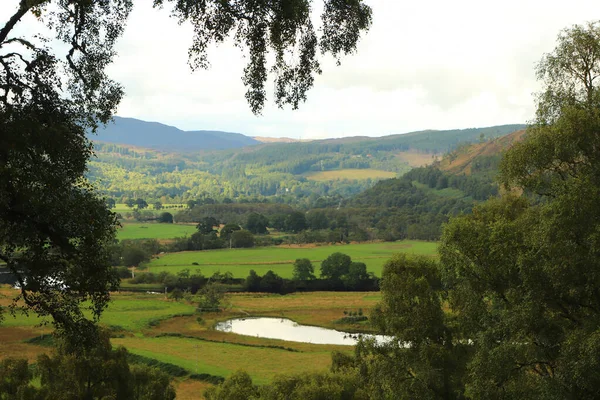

left=117, top=222, right=197, bottom=240
left=0, top=287, right=382, bottom=398
left=113, top=336, right=343, bottom=385
left=304, top=169, right=397, bottom=181
left=146, top=240, right=438, bottom=278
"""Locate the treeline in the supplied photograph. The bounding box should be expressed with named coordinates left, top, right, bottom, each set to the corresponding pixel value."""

left=117, top=251, right=379, bottom=294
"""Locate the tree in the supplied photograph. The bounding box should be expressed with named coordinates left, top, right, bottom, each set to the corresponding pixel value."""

left=285, top=211, right=308, bottom=233
left=342, top=261, right=368, bottom=289
left=320, top=252, right=351, bottom=280
left=306, top=210, right=329, bottom=230
left=106, top=198, right=117, bottom=209
left=245, top=212, right=269, bottom=234
left=355, top=254, right=457, bottom=398
left=231, top=230, right=255, bottom=248
left=157, top=212, right=174, bottom=224
left=204, top=370, right=258, bottom=400
left=244, top=270, right=262, bottom=292
left=260, top=270, right=284, bottom=293
left=135, top=198, right=148, bottom=210
left=122, top=246, right=150, bottom=268
left=197, top=282, right=227, bottom=312
left=33, top=330, right=176, bottom=399
left=220, top=223, right=241, bottom=241
left=125, top=198, right=136, bottom=208
left=353, top=23, right=600, bottom=399
left=292, top=258, right=315, bottom=281
left=153, top=201, right=163, bottom=210
left=169, top=288, right=184, bottom=301
left=196, top=216, right=219, bottom=235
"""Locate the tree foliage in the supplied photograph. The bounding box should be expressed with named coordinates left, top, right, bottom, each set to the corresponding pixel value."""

left=154, top=0, right=372, bottom=114
left=292, top=258, right=315, bottom=280
left=351, top=22, right=600, bottom=399
left=320, top=252, right=351, bottom=280
left=0, top=0, right=131, bottom=341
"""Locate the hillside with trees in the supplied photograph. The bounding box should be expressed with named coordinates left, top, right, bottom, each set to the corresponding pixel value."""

left=88, top=124, right=525, bottom=206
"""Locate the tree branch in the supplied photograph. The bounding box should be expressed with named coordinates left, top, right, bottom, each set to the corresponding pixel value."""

left=0, top=1, right=30, bottom=45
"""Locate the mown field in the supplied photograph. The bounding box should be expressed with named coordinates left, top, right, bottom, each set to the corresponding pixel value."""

left=0, top=287, right=381, bottom=399
left=145, top=240, right=438, bottom=278
left=117, top=222, right=197, bottom=240
left=304, top=168, right=397, bottom=181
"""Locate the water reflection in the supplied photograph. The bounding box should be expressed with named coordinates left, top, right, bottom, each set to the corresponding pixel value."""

left=215, top=317, right=389, bottom=346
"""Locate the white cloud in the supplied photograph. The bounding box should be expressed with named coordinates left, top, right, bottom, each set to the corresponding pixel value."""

left=2, top=0, right=600, bottom=138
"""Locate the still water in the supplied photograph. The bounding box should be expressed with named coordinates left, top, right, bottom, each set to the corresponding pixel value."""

left=215, top=317, right=389, bottom=346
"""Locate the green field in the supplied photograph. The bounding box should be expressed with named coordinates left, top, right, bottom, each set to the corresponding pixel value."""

left=146, top=240, right=437, bottom=278
left=114, top=336, right=342, bottom=385
left=0, top=288, right=380, bottom=397
left=117, top=222, right=197, bottom=240
left=0, top=293, right=196, bottom=330
left=305, top=169, right=397, bottom=181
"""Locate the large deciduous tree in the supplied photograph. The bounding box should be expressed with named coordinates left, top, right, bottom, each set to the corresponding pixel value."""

left=0, top=0, right=372, bottom=340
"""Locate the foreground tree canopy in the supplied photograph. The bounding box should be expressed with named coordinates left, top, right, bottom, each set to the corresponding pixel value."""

left=0, top=0, right=371, bottom=339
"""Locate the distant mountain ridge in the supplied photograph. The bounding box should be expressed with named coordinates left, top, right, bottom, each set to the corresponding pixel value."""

left=91, top=116, right=260, bottom=151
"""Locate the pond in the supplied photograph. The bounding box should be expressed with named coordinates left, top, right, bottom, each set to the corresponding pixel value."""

left=214, top=317, right=390, bottom=346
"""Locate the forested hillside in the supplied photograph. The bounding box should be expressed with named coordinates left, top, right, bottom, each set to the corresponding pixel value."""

left=89, top=123, right=525, bottom=205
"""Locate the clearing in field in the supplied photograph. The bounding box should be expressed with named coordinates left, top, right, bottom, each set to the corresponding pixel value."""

left=146, top=240, right=438, bottom=278
left=394, top=151, right=439, bottom=167
left=117, top=222, right=197, bottom=240
left=304, top=169, right=397, bottom=181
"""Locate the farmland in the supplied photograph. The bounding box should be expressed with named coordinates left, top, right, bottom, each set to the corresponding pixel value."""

left=145, top=240, right=438, bottom=278
left=117, top=222, right=197, bottom=240
left=304, top=168, right=397, bottom=181
left=0, top=287, right=381, bottom=399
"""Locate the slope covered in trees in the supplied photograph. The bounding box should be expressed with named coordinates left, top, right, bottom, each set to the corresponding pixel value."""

left=88, top=124, right=524, bottom=204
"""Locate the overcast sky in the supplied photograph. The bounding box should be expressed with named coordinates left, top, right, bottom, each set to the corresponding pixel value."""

left=2, top=1, right=599, bottom=139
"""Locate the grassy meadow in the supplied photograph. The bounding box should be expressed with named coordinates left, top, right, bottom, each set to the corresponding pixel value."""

left=145, top=240, right=437, bottom=278
left=117, top=221, right=197, bottom=240
left=0, top=287, right=381, bottom=399
left=304, top=168, right=397, bottom=181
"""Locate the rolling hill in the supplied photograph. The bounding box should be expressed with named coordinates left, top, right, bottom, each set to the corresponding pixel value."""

left=91, top=116, right=260, bottom=151
left=88, top=120, right=526, bottom=204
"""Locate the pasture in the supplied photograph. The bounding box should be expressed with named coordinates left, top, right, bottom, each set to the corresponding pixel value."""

left=145, top=240, right=438, bottom=278
left=117, top=222, right=197, bottom=240
left=304, top=168, right=397, bottom=181
left=0, top=287, right=381, bottom=399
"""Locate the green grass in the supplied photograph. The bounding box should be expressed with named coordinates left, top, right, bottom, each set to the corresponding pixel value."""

left=146, top=241, right=438, bottom=278
left=1, top=294, right=196, bottom=331
left=305, top=169, right=397, bottom=181
left=113, top=336, right=346, bottom=385
left=97, top=296, right=196, bottom=331
left=117, top=222, right=197, bottom=240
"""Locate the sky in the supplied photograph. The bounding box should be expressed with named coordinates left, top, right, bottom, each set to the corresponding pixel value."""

left=2, top=0, right=599, bottom=139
